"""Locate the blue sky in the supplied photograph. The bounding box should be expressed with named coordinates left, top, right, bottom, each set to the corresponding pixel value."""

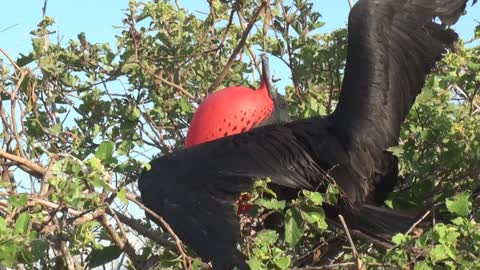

left=1, top=1, right=479, bottom=83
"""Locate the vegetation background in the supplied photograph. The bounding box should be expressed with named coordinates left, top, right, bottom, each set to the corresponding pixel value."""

left=0, top=0, right=479, bottom=269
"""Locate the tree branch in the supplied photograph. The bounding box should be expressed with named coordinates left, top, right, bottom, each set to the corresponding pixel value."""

left=126, top=193, right=193, bottom=269
left=205, top=0, right=268, bottom=93
left=0, top=150, right=46, bottom=177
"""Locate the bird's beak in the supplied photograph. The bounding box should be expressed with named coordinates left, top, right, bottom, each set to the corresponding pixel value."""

left=260, top=53, right=278, bottom=100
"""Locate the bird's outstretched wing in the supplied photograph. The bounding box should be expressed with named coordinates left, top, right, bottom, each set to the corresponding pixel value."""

left=139, top=118, right=334, bottom=269
left=331, top=0, right=466, bottom=180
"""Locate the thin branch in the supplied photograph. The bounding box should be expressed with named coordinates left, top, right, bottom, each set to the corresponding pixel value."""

left=100, top=215, right=144, bottom=269
left=153, top=73, right=196, bottom=100
left=52, top=216, right=76, bottom=270
left=40, top=159, right=55, bottom=196
left=126, top=193, right=192, bottom=269
left=0, top=24, right=19, bottom=33
left=338, top=215, right=364, bottom=270
left=111, top=209, right=178, bottom=251
left=205, top=0, right=268, bottom=93
left=405, top=210, right=431, bottom=236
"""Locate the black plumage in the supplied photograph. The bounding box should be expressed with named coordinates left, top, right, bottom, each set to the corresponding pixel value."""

left=138, top=0, right=475, bottom=269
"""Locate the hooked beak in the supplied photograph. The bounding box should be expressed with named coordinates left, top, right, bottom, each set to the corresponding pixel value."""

left=260, top=53, right=278, bottom=100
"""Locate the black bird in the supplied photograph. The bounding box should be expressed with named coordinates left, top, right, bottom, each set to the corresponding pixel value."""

left=139, top=0, right=475, bottom=269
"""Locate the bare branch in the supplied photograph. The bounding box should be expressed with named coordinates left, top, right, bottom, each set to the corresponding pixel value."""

left=126, top=192, right=193, bottom=269
left=405, top=210, right=431, bottom=236
left=338, top=215, right=365, bottom=270
left=153, top=73, right=196, bottom=100
left=205, top=0, right=268, bottom=93
left=111, top=209, right=178, bottom=251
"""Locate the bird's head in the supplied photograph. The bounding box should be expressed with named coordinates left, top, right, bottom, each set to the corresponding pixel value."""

left=185, top=54, right=290, bottom=148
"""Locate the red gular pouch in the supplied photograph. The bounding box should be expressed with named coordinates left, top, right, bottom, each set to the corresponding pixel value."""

left=184, top=54, right=290, bottom=215
left=184, top=81, right=274, bottom=148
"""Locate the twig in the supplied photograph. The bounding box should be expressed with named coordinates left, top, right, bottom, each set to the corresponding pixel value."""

left=405, top=210, right=431, bottom=236
left=59, top=240, right=76, bottom=270
left=338, top=215, right=364, bottom=270
left=126, top=193, right=192, bottom=270
left=52, top=216, right=76, bottom=270
left=153, top=73, right=196, bottom=100
left=100, top=215, right=144, bottom=269
left=107, top=205, right=127, bottom=242
left=205, top=0, right=268, bottom=93
left=0, top=24, right=19, bottom=33
left=280, top=3, right=302, bottom=97
left=101, top=215, right=125, bottom=249
left=0, top=48, right=22, bottom=71
left=40, top=159, right=55, bottom=196
left=219, top=0, right=238, bottom=46
left=112, top=209, right=178, bottom=251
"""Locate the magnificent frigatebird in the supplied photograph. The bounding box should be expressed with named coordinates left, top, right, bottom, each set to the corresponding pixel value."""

left=139, top=0, right=475, bottom=269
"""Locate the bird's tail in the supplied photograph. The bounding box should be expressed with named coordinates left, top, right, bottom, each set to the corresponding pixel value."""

left=343, top=205, right=428, bottom=246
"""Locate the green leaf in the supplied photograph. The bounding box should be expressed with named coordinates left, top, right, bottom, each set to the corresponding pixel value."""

left=87, top=245, right=122, bottom=268
left=117, top=187, right=128, bottom=203
left=143, top=162, right=151, bottom=171
left=8, top=193, right=29, bottom=209
left=120, top=63, right=140, bottom=73
left=0, top=241, right=18, bottom=266
left=275, top=256, right=291, bottom=269
left=430, top=245, right=450, bottom=262
left=446, top=193, right=472, bottom=217
left=247, top=257, right=263, bottom=270
left=392, top=233, right=410, bottom=245
left=300, top=206, right=327, bottom=230
left=117, top=140, right=134, bottom=155
left=191, top=258, right=204, bottom=270
left=414, top=261, right=433, bottom=270
left=95, top=141, right=115, bottom=163
left=387, top=145, right=404, bottom=158
left=284, top=208, right=304, bottom=246
left=126, top=103, right=141, bottom=121
left=256, top=230, right=279, bottom=246
left=16, top=53, right=35, bottom=67
left=257, top=198, right=286, bottom=210
left=15, top=212, right=30, bottom=234
left=325, top=184, right=340, bottom=204
left=48, top=124, right=62, bottom=135
left=0, top=216, right=7, bottom=232
left=467, top=61, right=480, bottom=72
left=303, top=191, right=323, bottom=205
